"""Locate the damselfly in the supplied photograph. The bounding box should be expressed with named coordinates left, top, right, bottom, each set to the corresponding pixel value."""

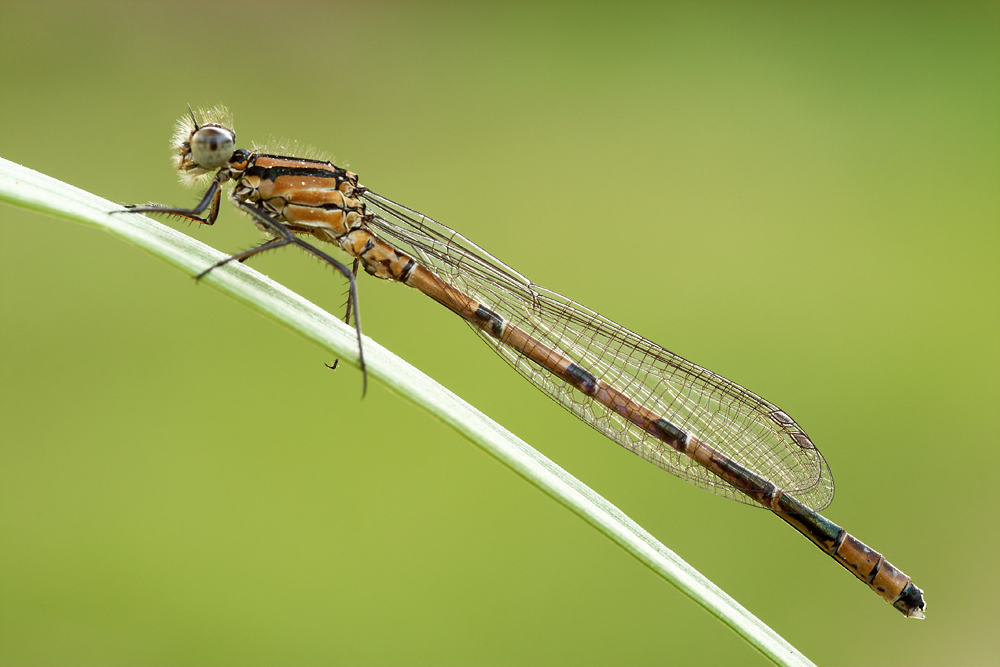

left=120, top=105, right=925, bottom=618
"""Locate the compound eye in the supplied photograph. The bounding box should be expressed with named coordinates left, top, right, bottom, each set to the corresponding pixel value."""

left=189, top=125, right=235, bottom=170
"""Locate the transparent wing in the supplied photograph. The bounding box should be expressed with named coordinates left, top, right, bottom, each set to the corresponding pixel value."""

left=361, top=189, right=834, bottom=511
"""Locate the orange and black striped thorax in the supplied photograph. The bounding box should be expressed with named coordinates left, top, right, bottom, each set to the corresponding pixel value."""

left=234, top=154, right=368, bottom=239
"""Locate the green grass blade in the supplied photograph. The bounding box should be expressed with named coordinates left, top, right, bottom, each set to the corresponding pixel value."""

left=0, top=155, right=814, bottom=667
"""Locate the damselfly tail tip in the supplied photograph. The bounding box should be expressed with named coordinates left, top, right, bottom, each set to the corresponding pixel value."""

left=895, top=583, right=926, bottom=619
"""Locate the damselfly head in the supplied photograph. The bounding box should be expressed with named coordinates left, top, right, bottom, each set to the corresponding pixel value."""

left=171, top=104, right=236, bottom=184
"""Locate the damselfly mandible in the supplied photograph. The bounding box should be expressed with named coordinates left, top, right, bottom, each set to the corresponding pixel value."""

left=120, top=105, right=925, bottom=618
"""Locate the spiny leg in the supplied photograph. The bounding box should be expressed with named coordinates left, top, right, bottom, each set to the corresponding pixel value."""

left=327, top=258, right=361, bottom=371
left=230, top=200, right=368, bottom=395
left=237, top=237, right=284, bottom=264
left=116, top=184, right=368, bottom=394
left=116, top=179, right=224, bottom=225
left=194, top=236, right=293, bottom=280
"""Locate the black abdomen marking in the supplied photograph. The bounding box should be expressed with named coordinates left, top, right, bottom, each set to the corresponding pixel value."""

left=474, top=304, right=505, bottom=338
left=566, top=363, right=598, bottom=395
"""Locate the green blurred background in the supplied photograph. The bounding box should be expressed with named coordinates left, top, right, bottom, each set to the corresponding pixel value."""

left=1, top=2, right=997, bottom=665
